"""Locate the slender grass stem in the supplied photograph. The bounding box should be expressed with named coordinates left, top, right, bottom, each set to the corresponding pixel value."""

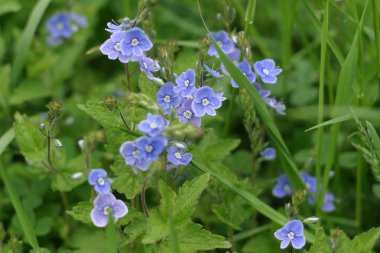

left=372, top=0, right=380, bottom=97
left=355, top=154, right=364, bottom=226
left=244, top=0, right=256, bottom=35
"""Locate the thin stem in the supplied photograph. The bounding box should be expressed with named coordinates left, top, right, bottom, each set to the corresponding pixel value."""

left=141, top=176, right=150, bottom=218
left=46, top=120, right=57, bottom=173
left=372, top=0, right=380, bottom=98
left=118, top=109, right=130, bottom=130
left=124, top=63, right=131, bottom=91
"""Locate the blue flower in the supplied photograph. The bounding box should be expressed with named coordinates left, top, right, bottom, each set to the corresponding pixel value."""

left=322, top=192, right=335, bottom=213
left=100, top=31, right=131, bottom=63
left=226, top=48, right=241, bottom=62
left=272, top=173, right=293, bottom=198
left=204, top=65, right=223, bottom=78
left=46, top=12, right=87, bottom=46
left=120, top=27, right=153, bottom=58
left=105, top=19, right=130, bottom=33
left=192, top=86, right=226, bottom=117
left=88, top=169, right=113, bottom=194
left=260, top=147, right=276, bottom=160
left=208, top=31, right=235, bottom=57
left=157, top=82, right=181, bottom=114
left=264, top=97, right=286, bottom=115
left=137, top=113, right=165, bottom=137
left=254, top=59, right=282, bottom=84
left=119, top=141, right=149, bottom=170
left=135, top=136, right=167, bottom=162
left=167, top=146, right=192, bottom=166
left=139, top=56, right=160, bottom=80
left=174, top=69, right=196, bottom=97
left=176, top=99, right=201, bottom=127
left=90, top=193, right=128, bottom=227
left=301, top=172, right=317, bottom=193
left=230, top=59, right=256, bottom=88
left=274, top=220, right=306, bottom=249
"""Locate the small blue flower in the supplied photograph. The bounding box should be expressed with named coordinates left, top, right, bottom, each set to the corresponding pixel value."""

left=176, top=99, right=201, bottom=127
left=120, top=27, right=153, bottom=58
left=204, top=65, right=223, bottom=79
left=260, top=147, right=276, bottom=161
left=167, top=146, right=192, bottom=166
left=119, top=141, right=149, bottom=170
left=230, top=59, right=256, bottom=88
left=254, top=59, right=282, bottom=84
left=88, top=169, right=113, bottom=194
left=274, top=220, right=306, bottom=249
left=139, top=56, right=160, bottom=80
left=135, top=136, right=167, bottom=162
left=264, top=97, right=286, bottom=115
left=90, top=193, right=128, bottom=227
left=157, top=82, right=181, bottom=114
left=272, top=173, right=292, bottom=198
left=69, top=13, right=87, bottom=29
left=322, top=192, right=335, bottom=213
left=208, top=31, right=235, bottom=57
left=191, top=86, right=226, bottom=117
left=174, top=69, right=196, bottom=97
left=301, top=172, right=317, bottom=193
left=100, top=31, right=131, bottom=63
left=105, top=20, right=130, bottom=33
left=226, top=48, right=241, bottom=62
left=137, top=113, right=165, bottom=137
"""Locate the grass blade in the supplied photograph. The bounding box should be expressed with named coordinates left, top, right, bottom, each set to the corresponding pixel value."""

left=196, top=0, right=304, bottom=190
left=244, top=0, right=256, bottom=34
left=191, top=159, right=315, bottom=242
left=0, top=128, right=39, bottom=250
left=10, top=0, right=51, bottom=87
left=305, top=114, right=352, bottom=132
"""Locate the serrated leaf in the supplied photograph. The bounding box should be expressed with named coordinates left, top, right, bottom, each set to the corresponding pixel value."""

left=67, top=201, right=93, bottom=225
left=349, top=227, right=380, bottom=253
left=306, top=227, right=332, bottom=253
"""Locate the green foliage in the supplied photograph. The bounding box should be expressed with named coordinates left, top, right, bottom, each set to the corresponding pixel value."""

left=67, top=201, right=93, bottom=225
left=142, top=174, right=231, bottom=252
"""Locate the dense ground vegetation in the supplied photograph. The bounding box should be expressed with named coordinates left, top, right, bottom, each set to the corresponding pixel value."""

left=1, top=0, right=380, bottom=252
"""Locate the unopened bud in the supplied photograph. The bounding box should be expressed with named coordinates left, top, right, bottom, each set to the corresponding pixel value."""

left=77, top=139, right=85, bottom=150
left=303, top=217, right=319, bottom=224
left=39, top=123, right=45, bottom=131
left=71, top=172, right=84, bottom=180
left=55, top=139, right=63, bottom=148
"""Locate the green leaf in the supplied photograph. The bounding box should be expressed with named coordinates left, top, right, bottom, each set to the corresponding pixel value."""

left=34, top=217, right=53, bottom=236
left=348, top=227, right=380, bottom=253
left=0, top=65, right=10, bottom=111
left=14, top=113, right=46, bottom=164
left=0, top=128, right=15, bottom=156
left=0, top=0, right=22, bottom=16
left=10, top=0, right=51, bottom=87
left=67, top=201, right=93, bottom=225
left=70, top=229, right=108, bottom=253
left=138, top=73, right=158, bottom=99
left=306, top=227, right=332, bottom=253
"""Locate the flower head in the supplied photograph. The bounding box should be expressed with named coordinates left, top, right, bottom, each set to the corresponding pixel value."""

left=88, top=169, right=113, bottom=194
left=254, top=59, right=282, bottom=84
left=90, top=193, right=128, bottom=227
left=260, top=147, right=276, bottom=161
left=157, top=82, right=181, bottom=114
left=191, top=86, right=226, bottom=117
left=100, top=31, right=131, bottom=63
left=135, top=136, right=167, bottom=162
left=119, top=141, right=149, bottom=170
left=139, top=56, right=160, bottom=80
left=120, top=27, right=153, bottom=58
left=167, top=146, right=192, bottom=166
left=176, top=99, right=201, bottom=127
left=137, top=113, right=166, bottom=137
left=230, top=59, right=256, bottom=88
left=272, top=173, right=293, bottom=198
left=274, top=220, right=306, bottom=249
left=208, top=31, right=235, bottom=57
left=301, top=172, right=317, bottom=193
left=174, top=69, right=196, bottom=97
left=264, top=97, right=286, bottom=115
left=322, top=192, right=335, bottom=213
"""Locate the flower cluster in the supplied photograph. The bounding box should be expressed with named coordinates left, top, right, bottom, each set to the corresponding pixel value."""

left=100, top=20, right=159, bottom=80
left=273, top=172, right=335, bottom=212
left=46, top=12, right=87, bottom=46
left=204, top=30, right=285, bottom=115
left=87, top=169, right=128, bottom=227
left=274, top=220, right=306, bottom=249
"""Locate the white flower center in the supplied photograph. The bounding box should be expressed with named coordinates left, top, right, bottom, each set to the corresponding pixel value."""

left=56, top=22, right=64, bottom=30
left=132, top=150, right=139, bottom=158
left=114, top=42, right=121, bottom=51
left=174, top=152, right=182, bottom=159
left=131, top=38, right=139, bottom=46
left=284, top=184, right=291, bottom=194
left=150, top=122, right=158, bottom=129
left=97, top=177, right=105, bottom=185
left=287, top=232, right=295, bottom=239
left=143, top=62, right=148, bottom=69
left=217, top=41, right=223, bottom=47
left=306, top=183, right=311, bottom=190
left=183, top=110, right=192, bottom=119
left=104, top=205, right=113, bottom=215
left=184, top=79, right=190, bottom=86
left=202, top=98, right=209, bottom=106
left=164, top=95, right=171, bottom=103
left=145, top=145, right=153, bottom=152
left=263, top=68, right=269, bottom=75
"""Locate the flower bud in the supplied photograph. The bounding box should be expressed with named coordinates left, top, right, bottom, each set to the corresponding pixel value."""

left=55, top=139, right=63, bottom=148
left=303, top=216, right=319, bottom=224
